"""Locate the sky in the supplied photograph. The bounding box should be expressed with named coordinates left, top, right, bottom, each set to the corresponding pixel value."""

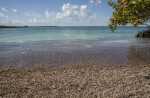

left=0, top=0, right=115, bottom=26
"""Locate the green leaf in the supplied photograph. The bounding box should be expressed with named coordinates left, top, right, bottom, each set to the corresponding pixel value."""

left=132, top=1, right=136, bottom=4
left=107, top=0, right=150, bottom=32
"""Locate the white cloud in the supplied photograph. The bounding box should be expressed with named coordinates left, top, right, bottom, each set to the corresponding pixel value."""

left=45, top=3, right=97, bottom=24
left=28, top=18, right=47, bottom=23
left=105, top=17, right=110, bottom=21
left=91, top=13, right=97, bottom=19
left=0, top=13, right=9, bottom=25
left=103, top=16, right=111, bottom=24
left=25, top=12, right=30, bottom=16
left=95, top=0, right=101, bottom=5
left=26, top=12, right=47, bottom=24
left=80, top=5, right=90, bottom=17
left=45, top=10, right=50, bottom=18
left=45, top=10, right=55, bottom=19
left=56, top=12, right=63, bottom=19
left=12, top=9, right=17, bottom=13
left=12, top=20, right=24, bottom=24
left=89, top=0, right=94, bottom=4
left=0, top=3, right=104, bottom=26
left=0, top=12, right=9, bottom=18
left=62, top=3, right=79, bottom=17
left=0, top=13, right=5, bottom=17
left=89, top=0, right=101, bottom=6
left=1, top=7, right=8, bottom=12
left=25, top=12, right=41, bottom=18
left=29, top=18, right=37, bottom=23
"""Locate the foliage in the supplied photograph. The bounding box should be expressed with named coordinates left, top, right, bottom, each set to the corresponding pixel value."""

left=108, top=0, right=150, bottom=32
left=0, top=25, right=18, bottom=28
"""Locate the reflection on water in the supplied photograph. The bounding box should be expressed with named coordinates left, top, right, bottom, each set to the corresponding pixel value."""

left=128, top=38, right=150, bottom=64
left=0, top=37, right=150, bottom=69
left=0, top=26, right=147, bottom=43
left=0, top=26, right=150, bottom=69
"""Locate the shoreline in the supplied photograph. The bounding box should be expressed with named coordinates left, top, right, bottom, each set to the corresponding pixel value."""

left=0, top=26, right=150, bottom=97
left=0, top=64, right=150, bottom=97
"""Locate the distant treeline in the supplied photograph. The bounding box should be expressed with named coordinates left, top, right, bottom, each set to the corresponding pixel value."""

left=0, top=26, right=58, bottom=28
left=0, top=26, right=19, bottom=28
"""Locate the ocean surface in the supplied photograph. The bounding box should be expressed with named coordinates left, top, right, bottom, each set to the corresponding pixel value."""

left=0, top=26, right=150, bottom=69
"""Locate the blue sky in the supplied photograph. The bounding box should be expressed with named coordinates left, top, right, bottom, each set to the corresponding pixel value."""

left=0, top=0, right=114, bottom=26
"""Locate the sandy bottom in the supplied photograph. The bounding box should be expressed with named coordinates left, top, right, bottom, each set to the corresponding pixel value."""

left=0, top=63, right=150, bottom=97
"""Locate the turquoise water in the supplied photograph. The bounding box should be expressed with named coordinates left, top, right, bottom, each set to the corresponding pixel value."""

left=0, top=26, right=150, bottom=69
left=0, top=26, right=147, bottom=43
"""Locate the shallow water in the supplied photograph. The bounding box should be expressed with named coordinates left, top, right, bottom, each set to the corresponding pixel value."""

left=0, top=26, right=147, bottom=43
left=0, top=26, right=150, bottom=69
